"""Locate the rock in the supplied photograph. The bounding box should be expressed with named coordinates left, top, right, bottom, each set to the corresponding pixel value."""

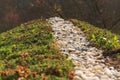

left=68, top=48, right=76, bottom=52
left=69, top=54, right=81, bottom=60
left=81, top=48, right=88, bottom=52
left=75, top=70, right=84, bottom=76
left=114, top=71, right=120, bottom=77
left=100, top=75, right=111, bottom=80
left=86, top=52, right=94, bottom=55
left=94, top=65, right=104, bottom=71
left=85, top=77, right=100, bottom=80
left=73, top=76, right=82, bottom=80
left=104, top=68, right=113, bottom=76
left=92, top=77, right=100, bottom=80
left=85, top=72, right=95, bottom=77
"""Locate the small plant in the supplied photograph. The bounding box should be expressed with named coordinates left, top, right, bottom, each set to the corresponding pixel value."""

left=49, top=33, right=54, bottom=39
left=105, top=41, right=114, bottom=50
left=0, top=61, right=4, bottom=71
left=112, top=36, right=120, bottom=48
left=91, top=34, right=96, bottom=41
left=97, top=37, right=106, bottom=47
left=113, top=35, right=118, bottom=41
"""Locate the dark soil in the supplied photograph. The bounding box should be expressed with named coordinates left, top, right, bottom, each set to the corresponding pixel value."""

left=103, top=49, right=120, bottom=71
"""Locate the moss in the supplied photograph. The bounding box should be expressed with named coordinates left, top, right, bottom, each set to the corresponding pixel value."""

left=0, top=19, right=74, bottom=79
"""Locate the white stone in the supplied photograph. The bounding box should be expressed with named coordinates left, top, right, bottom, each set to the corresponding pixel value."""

left=75, top=70, right=84, bottom=76
left=73, top=76, right=82, bottom=80
left=68, top=48, right=76, bottom=52
left=86, top=77, right=100, bottom=80
left=114, top=71, right=120, bottom=77
left=104, top=68, right=113, bottom=76
left=85, top=72, right=95, bottom=77
left=100, top=75, right=111, bottom=80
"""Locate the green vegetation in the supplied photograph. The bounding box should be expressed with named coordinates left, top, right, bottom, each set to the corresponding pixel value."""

left=0, top=19, right=74, bottom=80
left=71, top=19, right=120, bottom=50
left=71, top=19, right=120, bottom=59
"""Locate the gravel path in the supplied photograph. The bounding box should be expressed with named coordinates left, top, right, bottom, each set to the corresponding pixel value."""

left=48, top=17, right=120, bottom=80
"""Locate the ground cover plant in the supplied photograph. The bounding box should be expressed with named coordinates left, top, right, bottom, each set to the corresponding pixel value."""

left=0, top=19, right=74, bottom=80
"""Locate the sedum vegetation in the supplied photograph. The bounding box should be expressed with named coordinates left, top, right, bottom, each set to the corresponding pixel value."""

left=71, top=19, right=120, bottom=60
left=0, top=19, right=74, bottom=80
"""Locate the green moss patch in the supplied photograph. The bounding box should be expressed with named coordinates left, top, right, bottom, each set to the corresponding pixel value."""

left=0, top=19, right=74, bottom=80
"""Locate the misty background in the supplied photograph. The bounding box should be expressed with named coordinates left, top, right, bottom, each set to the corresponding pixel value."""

left=0, top=0, right=120, bottom=34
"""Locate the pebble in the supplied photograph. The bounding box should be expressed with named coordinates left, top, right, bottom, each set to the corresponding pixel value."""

left=73, top=76, right=82, bottom=80
left=104, top=67, right=113, bottom=76
left=48, top=17, right=120, bottom=80
left=100, top=75, right=111, bottom=80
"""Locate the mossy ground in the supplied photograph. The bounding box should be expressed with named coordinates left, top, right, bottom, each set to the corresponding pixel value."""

left=0, top=19, right=74, bottom=80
